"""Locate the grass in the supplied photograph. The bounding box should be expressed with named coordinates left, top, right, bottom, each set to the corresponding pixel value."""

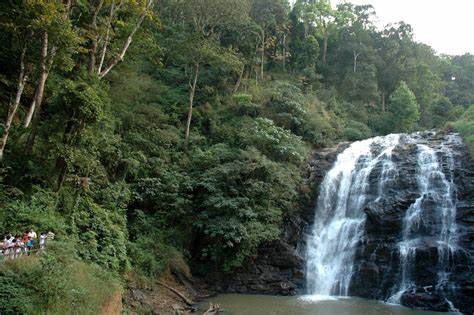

left=0, top=241, right=121, bottom=315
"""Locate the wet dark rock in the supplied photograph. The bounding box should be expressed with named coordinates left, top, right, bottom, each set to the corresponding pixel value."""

left=363, top=196, right=417, bottom=235
left=352, top=132, right=472, bottom=314
left=350, top=131, right=474, bottom=314
left=348, top=262, right=381, bottom=298
left=205, top=239, right=305, bottom=295
left=400, top=290, right=450, bottom=312
left=131, top=289, right=147, bottom=303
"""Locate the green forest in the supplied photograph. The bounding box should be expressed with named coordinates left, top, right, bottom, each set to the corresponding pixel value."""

left=0, top=0, right=472, bottom=313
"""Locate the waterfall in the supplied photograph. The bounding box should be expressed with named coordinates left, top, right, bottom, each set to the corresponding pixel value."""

left=305, top=132, right=462, bottom=306
left=306, top=134, right=400, bottom=296
left=388, top=135, right=460, bottom=305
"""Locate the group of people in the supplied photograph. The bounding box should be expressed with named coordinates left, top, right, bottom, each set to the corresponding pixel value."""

left=0, top=229, right=54, bottom=260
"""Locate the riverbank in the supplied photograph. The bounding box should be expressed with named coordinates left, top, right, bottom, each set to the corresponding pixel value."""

left=197, top=294, right=453, bottom=315
left=125, top=274, right=214, bottom=314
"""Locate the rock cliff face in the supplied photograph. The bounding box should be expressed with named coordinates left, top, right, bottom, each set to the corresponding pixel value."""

left=212, top=131, right=473, bottom=314
left=346, top=132, right=473, bottom=314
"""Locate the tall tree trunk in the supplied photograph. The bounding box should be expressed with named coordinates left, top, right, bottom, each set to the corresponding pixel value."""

left=98, top=0, right=116, bottom=74
left=353, top=51, right=360, bottom=73
left=23, top=1, right=70, bottom=133
left=88, top=0, right=105, bottom=75
left=381, top=91, right=386, bottom=112
left=185, top=63, right=199, bottom=146
left=282, top=33, right=286, bottom=71
left=260, top=29, right=265, bottom=80
left=24, top=43, right=57, bottom=129
left=55, top=116, right=86, bottom=191
left=322, top=28, right=328, bottom=65
left=99, top=0, right=153, bottom=79
left=0, top=48, right=29, bottom=160
left=255, top=67, right=258, bottom=86
left=25, top=32, right=49, bottom=154
left=254, top=41, right=259, bottom=84
left=233, top=66, right=244, bottom=93
left=88, top=36, right=98, bottom=75
left=55, top=118, right=74, bottom=191
left=23, top=98, right=36, bottom=128
left=55, top=153, right=68, bottom=191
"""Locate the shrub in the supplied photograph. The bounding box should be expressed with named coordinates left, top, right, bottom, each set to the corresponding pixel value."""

left=343, top=120, right=372, bottom=141
left=449, top=105, right=474, bottom=156
left=128, top=235, right=186, bottom=277
left=190, top=145, right=299, bottom=271
left=0, top=188, right=66, bottom=238
left=245, top=117, right=307, bottom=164
left=70, top=196, right=129, bottom=272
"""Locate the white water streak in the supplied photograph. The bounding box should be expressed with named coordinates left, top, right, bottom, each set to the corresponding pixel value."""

left=306, top=134, right=400, bottom=296
left=389, top=135, right=459, bottom=304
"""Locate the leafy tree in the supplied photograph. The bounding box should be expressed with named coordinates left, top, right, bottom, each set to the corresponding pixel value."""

left=190, top=144, right=299, bottom=270
left=0, top=0, right=77, bottom=158
left=161, top=0, right=247, bottom=144
left=444, top=54, right=474, bottom=107
left=245, top=117, right=307, bottom=164
left=388, top=81, right=420, bottom=132
left=343, top=120, right=372, bottom=141
left=250, top=0, right=289, bottom=79
left=375, top=22, right=415, bottom=111
left=289, top=0, right=320, bottom=72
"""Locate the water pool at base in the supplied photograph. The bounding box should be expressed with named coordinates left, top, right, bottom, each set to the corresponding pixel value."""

left=199, top=294, right=452, bottom=315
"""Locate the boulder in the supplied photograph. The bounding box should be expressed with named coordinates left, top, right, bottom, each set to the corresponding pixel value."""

left=400, top=290, right=450, bottom=312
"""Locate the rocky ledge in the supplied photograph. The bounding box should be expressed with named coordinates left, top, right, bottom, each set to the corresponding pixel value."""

left=348, top=132, right=473, bottom=314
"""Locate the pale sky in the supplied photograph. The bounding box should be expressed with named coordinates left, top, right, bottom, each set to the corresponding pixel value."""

left=334, top=0, right=474, bottom=56
left=292, top=0, right=474, bottom=56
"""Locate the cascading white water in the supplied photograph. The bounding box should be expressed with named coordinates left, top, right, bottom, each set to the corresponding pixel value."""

left=388, top=135, right=460, bottom=304
left=306, top=134, right=400, bottom=296
left=306, top=132, right=461, bottom=304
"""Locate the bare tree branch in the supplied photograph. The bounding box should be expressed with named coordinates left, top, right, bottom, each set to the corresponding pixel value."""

left=99, top=0, right=154, bottom=79
left=98, top=0, right=116, bottom=74
left=88, top=0, right=105, bottom=74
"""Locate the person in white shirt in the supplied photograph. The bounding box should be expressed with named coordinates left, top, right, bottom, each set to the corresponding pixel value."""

left=14, top=237, right=23, bottom=258
left=5, top=234, right=14, bottom=258
left=1, top=236, right=8, bottom=258
left=28, top=229, right=37, bottom=250
left=39, top=233, right=46, bottom=251
left=28, top=229, right=37, bottom=240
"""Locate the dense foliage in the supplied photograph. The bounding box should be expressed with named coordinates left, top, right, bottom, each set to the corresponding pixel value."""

left=0, top=0, right=472, bottom=312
